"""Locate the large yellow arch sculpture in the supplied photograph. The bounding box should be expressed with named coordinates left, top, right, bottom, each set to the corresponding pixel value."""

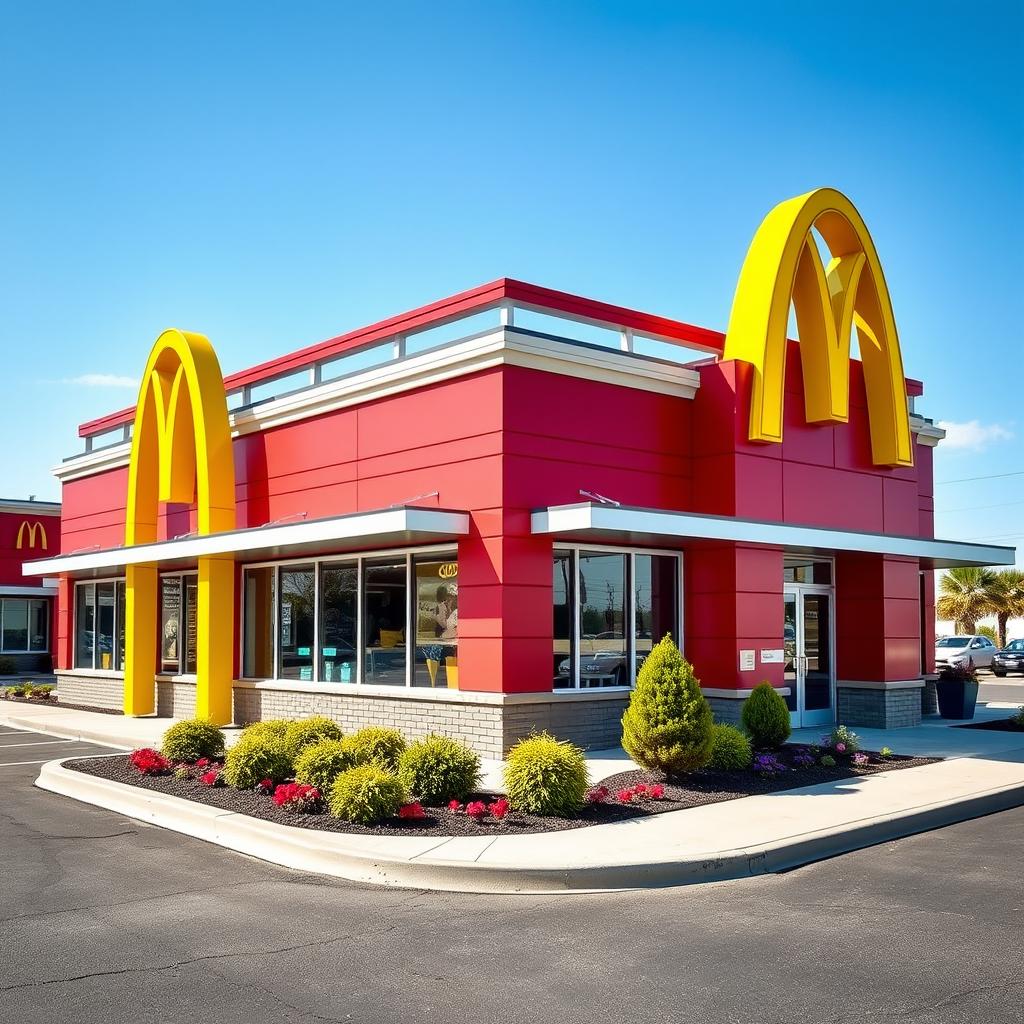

left=124, top=330, right=236, bottom=723
left=723, top=188, right=914, bottom=467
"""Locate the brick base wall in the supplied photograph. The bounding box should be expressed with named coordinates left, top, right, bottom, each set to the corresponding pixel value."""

left=704, top=696, right=744, bottom=725
left=55, top=673, right=124, bottom=711
left=157, top=680, right=198, bottom=718
left=836, top=684, right=923, bottom=729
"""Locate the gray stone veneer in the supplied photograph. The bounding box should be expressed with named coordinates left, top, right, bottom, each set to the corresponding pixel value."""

left=703, top=695, right=745, bottom=725
left=836, top=683, right=923, bottom=730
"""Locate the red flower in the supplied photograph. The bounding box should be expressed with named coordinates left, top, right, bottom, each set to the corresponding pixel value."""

left=200, top=769, right=221, bottom=786
left=256, top=778, right=274, bottom=792
left=272, top=782, right=320, bottom=812
left=129, top=748, right=171, bottom=776
left=195, top=758, right=210, bottom=768
left=616, top=787, right=638, bottom=804
left=398, top=802, right=426, bottom=820
left=648, top=783, right=665, bottom=800
left=448, top=800, right=463, bottom=812
left=488, top=798, right=509, bottom=820
left=634, top=783, right=648, bottom=797
left=465, top=800, right=488, bottom=820
left=585, top=785, right=609, bottom=804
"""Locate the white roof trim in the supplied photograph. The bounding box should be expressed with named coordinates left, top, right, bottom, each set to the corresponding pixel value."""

left=0, top=583, right=59, bottom=597
left=531, top=503, right=1016, bottom=569
left=22, top=507, right=470, bottom=577
left=54, top=328, right=702, bottom=483
left=0, top=500, right=61, bottom=515
left=910, top=414, right=945, bottom=448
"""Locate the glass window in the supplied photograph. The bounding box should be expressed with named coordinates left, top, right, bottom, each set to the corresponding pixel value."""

left=184, top=578, right=198, bottom=674
left=96, top=582, right=116, bottom=671
left=243, top=567, right=276, bottom=678
left=553, top=550, right=573, bottom=689
left=320, top=563, right=357, bottom=683
left=115, top=582, right=126, bottom=670
left=160, top=576, right=182, bottom=673
left=363, top=560, right=407, bottom=685
left=2, top=600, right=29, bottom=652
left=784, top=558, right=832, bottom=584
left=635, top=554, right=679, bottom=673
left=29, top=599, right=49, bottom=653
left=578, top=552, right=628, bottom=688
left=413, top=557, right=458, bottom=688
left=75, top=584, right=96, bottom=668
left=279, top=566, right=315, bottom=681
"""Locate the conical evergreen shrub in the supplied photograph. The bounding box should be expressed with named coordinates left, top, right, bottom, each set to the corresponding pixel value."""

left=621, top=635, right=714, bottom=776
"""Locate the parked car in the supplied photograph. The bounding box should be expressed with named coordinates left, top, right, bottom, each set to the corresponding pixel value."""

left=558, top=631, right=639, bottom=687
left=992, top=639, right=1024, bottom=677
left=934, top=634, right=997, bottom=670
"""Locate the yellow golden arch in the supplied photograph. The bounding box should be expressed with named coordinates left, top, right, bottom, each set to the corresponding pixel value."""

left=723, top=188, right=914, bottom=467
left=124, top=329, right=236, bottom=722
left=16, top=521, right=48, bottom=550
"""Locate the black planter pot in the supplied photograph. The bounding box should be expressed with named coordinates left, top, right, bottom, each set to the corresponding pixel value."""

left=936, top=677, right=980, bottom=720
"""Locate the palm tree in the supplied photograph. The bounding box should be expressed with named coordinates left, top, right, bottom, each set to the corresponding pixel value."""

left=990, top=569, right=1024, bottom=648
left=936, top=567, right=998, bottom=634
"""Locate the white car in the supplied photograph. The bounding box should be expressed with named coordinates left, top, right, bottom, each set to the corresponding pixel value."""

left=934, top=634, right=997, bottom=670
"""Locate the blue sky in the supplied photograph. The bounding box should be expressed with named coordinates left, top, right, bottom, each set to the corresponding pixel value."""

left=0, top=1, right=1020, bottom=562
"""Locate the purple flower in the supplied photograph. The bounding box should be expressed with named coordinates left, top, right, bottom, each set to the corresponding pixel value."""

left=835, top=742, right=846, bottom=753
left=852, top=752, right=869, bottom=766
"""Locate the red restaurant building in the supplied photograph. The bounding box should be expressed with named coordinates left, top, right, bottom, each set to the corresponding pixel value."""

left=24, top=194, right=1016, bottom=755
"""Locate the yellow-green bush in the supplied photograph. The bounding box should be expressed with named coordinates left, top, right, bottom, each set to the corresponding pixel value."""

left=503, top=732, right=588, bottom=817
left=328, top=765, right=406, bottom=824
left=293, top=739, right=354, bottom=793
left=340, top=726, right=406, bottom=770
left=284, top=716, right=343, bottom=760
left=222, top=732, right=292, bottom=790
left=397, top=734, right=480, bottom=804
left=161, top=718, right=226, bottom=763
left=740, top=682, right=791, bottom=749
left=621, top=635, right=714, bottom=775
left=706, top=723, right=753, bottom=771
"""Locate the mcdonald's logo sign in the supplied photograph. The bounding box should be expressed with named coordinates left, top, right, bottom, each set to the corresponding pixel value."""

left=723, top=188, right=914, bottom=468
left=438, top=562, right=458, bottom=579
left=16, top=521, right=48, bottom=550
left=123, top=329, right=236, bottom=723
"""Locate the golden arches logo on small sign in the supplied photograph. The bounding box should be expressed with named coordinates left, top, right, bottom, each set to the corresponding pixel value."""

left=723, top=188, right=914, bottom=468
left=16, top=521, right=47, bottom=550
left=438, top=562, right=458, bottom=580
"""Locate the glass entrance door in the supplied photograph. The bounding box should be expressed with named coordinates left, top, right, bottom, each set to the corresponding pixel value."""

left=783, top=586, right=834, bottom=728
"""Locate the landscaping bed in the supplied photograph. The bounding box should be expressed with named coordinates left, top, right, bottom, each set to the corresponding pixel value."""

left=66, top=744, right=939, bottom=837
left=955, top=717, right=1024, bottom=733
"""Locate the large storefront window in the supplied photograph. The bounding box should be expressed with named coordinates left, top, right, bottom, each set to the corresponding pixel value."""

left=160, top=574, right=198, bottom=675
left=363, top=560, right=407, bottom=685
left=243, top=567, right=276, bottom=678
left=320, top=564, right=357, bottom=683
left=73, top=580, right=123, bottom=669
left=1, top=598, right=49, bottom=654
left=553, top=548, right=681, bottom=690
left=279, top=566, right=315, bottom=681
left=413, top=557, right=458, bottom=688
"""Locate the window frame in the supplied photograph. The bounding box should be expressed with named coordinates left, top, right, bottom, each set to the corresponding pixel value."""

left=553, top=544, right=684, bottom=692
left=157, top=571, right=200, bottom=678
left=72, top=577, right=125, bottom=671
left=0, top=597, right=49, bottom=654
left=238, top=544, right=457, bottom=688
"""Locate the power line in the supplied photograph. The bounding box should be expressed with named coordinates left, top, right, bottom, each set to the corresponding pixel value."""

left=935, top=498, right=1024, bottom=515
left=935, top=470, right=1024, bottom=485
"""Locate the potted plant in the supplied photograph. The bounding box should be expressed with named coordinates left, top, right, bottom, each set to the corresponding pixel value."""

left=936, top=659, right=980, bottom=719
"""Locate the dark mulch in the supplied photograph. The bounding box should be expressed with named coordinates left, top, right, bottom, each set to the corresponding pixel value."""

left=0, top=695, right=123, bottom=715
left=67, top=744, right=940, bottom=837
left=955, top=717, right=1024, bottom=733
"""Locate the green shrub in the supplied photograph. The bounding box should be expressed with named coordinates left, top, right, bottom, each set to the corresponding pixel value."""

left=293, top=740, right=354, bottom=792
left=340, top=727, right=407, bottom=770
left=328, top=765, right=406, bottom=824
left=397, top=734, right=481, bottom=804
left=0, top=656, right=17, bottom=676
left=706, top=723, right=753, bottom=771
left=222, top=733, right=293, bottom=790
left=161, top=718, right=226, bottom=763
left=1013, top=705, right=1024, bottom=727
left=30, top=684, right=55, bottom=698
left=284, top=716, right=343, bottom=760
left=503, top=732, right=588, bottom=817
left=5, top=683, right=28, bottom=697
left=740, top=682, right=792, bottom=749
left=239, top=719, right=291, bottom=743
left=621, top=635, right=714, bottom=775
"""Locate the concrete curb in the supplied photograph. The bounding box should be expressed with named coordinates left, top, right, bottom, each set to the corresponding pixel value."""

left=35, top=756, right=1024, bottom=894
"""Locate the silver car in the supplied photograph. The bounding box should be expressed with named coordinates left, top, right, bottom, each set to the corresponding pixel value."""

left=934, top=634, right=997, bottom=670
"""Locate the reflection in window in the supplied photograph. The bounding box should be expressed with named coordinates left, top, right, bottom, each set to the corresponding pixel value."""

left=96, top=582, right=116, bottom=671
left=553, top=550, right=573, bottom=689
left=1, top=599, right=28, bottom=653
left=115, top=582, right=126, bottom=670
left=320, top=564, right=357, bottom=683
left=413, top=558, right=458, bottom=688
left=28, top=599, right=49, bottom=653
left=279, top=567, right=315, bottom=681
left=243, top=567, right=276, bottom=678
left=363, top=561, right=407, bottom=685
left=160, top=576, right=181, bottom=673
left=635, top=554, right=679, bottom=670
left=75, top=585, right=96, bottom=669
left=184, top=578, right=198, bottom=675
left=578, top=552, right=628, bottom=687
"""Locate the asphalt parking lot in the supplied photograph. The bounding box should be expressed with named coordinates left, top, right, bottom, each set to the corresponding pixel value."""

left=1, top=723, right=1023, bottom=1024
